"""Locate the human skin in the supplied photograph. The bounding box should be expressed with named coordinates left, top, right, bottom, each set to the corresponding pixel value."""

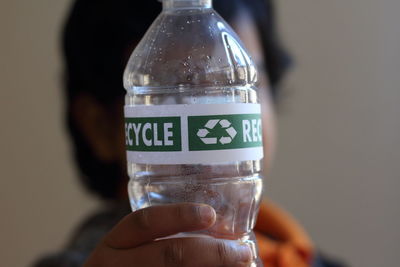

left=85, top=203, right=253, bottom=267
left=75, top=11, right=313, bottom=267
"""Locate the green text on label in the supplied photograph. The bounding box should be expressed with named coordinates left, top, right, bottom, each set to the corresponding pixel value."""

left=125, top=117, right=181, bottom=152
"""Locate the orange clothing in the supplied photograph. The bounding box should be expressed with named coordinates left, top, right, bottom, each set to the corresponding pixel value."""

left=254, top=202, right=314, bottom=266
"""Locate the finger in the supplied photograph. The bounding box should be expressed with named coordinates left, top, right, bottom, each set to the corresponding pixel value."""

left=104, top=203, right=216, bottom=249
left=117, top=237, right=253, bottom=267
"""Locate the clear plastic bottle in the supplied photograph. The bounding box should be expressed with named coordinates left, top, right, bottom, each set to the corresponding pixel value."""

left=124, top=0, right=263, bottom=265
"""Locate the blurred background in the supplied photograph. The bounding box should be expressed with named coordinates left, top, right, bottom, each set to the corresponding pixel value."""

left=0, top=0, right=399, bottom=266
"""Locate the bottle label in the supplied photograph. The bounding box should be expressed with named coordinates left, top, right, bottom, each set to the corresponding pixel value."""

left=124, top=103, right=263, bottom=164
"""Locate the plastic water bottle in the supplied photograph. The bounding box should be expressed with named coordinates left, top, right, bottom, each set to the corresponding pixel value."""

left=124, top=0, right=263, bottom=265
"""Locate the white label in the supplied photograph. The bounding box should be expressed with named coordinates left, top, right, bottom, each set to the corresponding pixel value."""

left=124, top=103, right=263, bottom=164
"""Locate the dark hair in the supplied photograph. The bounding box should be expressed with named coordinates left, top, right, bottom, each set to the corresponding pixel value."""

left=63, top=0, right=291, bottom=200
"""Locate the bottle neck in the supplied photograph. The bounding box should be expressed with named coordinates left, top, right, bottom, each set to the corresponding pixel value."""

left=162, top=0, right=212, bottom=10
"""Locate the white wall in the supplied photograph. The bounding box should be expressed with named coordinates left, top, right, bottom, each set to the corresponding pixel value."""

left=0, top=1, right=399, bottom=267
left=271, top=1, right=400, bottom=266
left=0, top=1, right=97, bottom=266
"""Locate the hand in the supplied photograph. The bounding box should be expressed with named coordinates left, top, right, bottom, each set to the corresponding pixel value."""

left=85, top=203, right=253, bottom=267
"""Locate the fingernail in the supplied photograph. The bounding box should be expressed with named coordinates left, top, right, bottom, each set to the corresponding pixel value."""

left=198, top=205, right=215, bottom=224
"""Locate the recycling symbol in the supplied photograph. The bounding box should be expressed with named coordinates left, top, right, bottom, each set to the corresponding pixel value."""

left=197, top=119, right=237, bottom=145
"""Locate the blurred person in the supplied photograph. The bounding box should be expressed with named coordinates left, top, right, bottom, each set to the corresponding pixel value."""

left=34, top=0, right=345, bottom=266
